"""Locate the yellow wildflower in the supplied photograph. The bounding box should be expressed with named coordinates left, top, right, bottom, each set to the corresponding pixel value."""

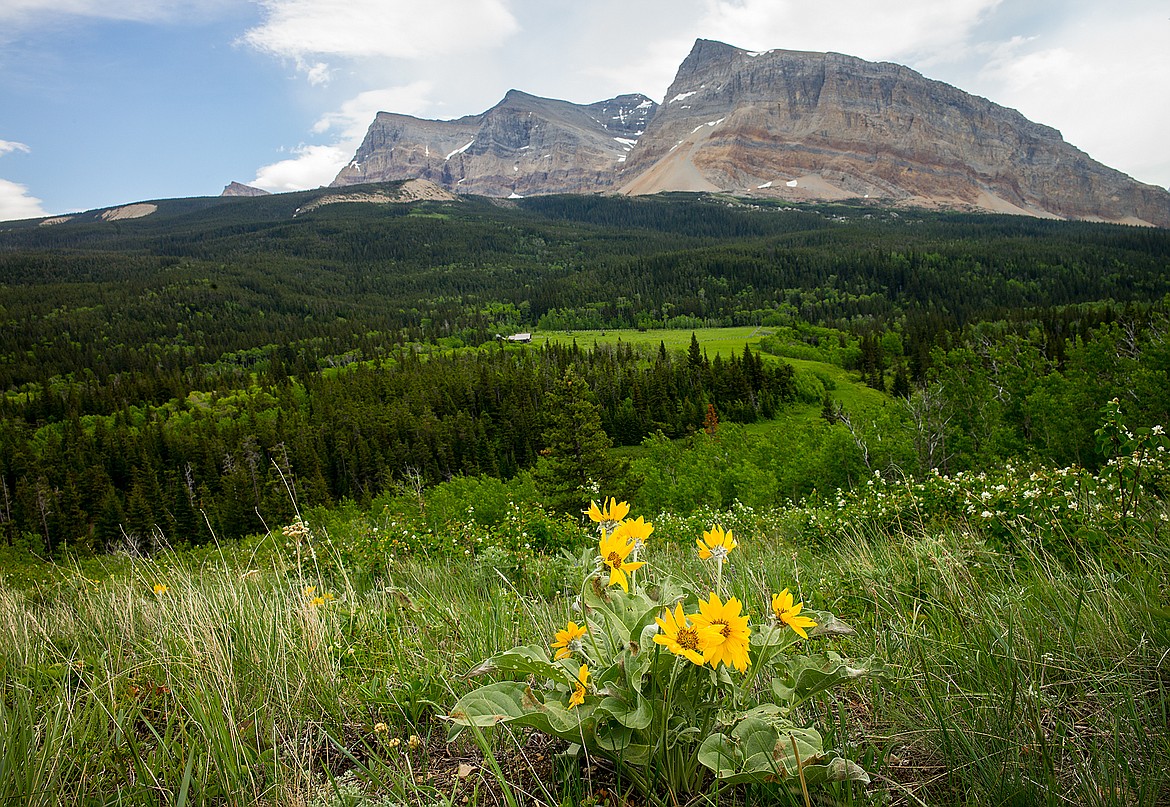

left=373, top=722, right=389, bottom=734
left=616, top=515, right=654, bottom=549
left=551, top=620, right=588, bottom=660
left=408, top=734, right=422, bottom=750
left=653, top=603, right=710, bottom=665
left=152, top=584, right=168, bottom=596
left=771, top=588, right=817, bottom=640
left=587, top=498, right=630, bottom=532
left=599, top=528, right=644, bottom=593
left=568, top=664, right=590, bottom=708
left=696, top=525, right=737, bottom=561
left=690, top=591, right=752, bottom=672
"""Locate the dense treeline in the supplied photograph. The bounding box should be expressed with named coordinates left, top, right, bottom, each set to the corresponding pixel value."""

left=2, top=188, right=1169, bottom=557
left=0, top=339, right=791, bottom=555
left=2, top=190, right=1169, bottom=393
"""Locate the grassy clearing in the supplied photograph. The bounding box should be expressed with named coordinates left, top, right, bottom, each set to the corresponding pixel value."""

left=534, top=326, right=770, bottom=360
left=2, top=488, right=1166, bottom=806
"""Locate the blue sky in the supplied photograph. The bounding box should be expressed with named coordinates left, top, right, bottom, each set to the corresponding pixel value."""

left=2, top=0, right=1168, bottom=221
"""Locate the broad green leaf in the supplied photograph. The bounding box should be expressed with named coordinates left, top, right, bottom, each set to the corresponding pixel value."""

left=807, top=610, right=856, bottom=637
left=697, top=718, right=830, bottom=785
left=599, top=690, right=654, bottom=730
left=467, top=644, right=574, bottom=686
left=751, top=623, right=803, bottom=655
left=593, top=722, right=652, bottom=765
left=447, top=681, right=598, bottom=741
left=584, top=586, right=660, bottom=645
left=771, top=652, right=884, bottom=708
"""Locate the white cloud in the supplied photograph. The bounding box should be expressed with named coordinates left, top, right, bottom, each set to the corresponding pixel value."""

left=251, top=82, right=437, bottom=193
left=250, top=143, right=352, bottom=192
left=0, top=178, right=49, bottom=222
left=312, top=82, right=435, bottom=137
left=0, top=140, right=32, bottom=156
left=970, top=6, right=1170, bottom=188
left=299, top=59, right=333, bottom=87
left=242, top=0, right=519, bottom=81
left=698, top=0, right=1003, bottom=65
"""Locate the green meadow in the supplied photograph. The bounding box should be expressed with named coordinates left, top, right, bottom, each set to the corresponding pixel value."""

left=3, top=446, right=1167, bottom=806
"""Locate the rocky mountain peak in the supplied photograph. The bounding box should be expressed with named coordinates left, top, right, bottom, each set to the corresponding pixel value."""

left=331, top=39, right=1169, bottom=226
left=617, top=39, right=1169, bottom=226
left=221, top=181, right=270, bottom=197
left=331, top=90, right=655, bottom=197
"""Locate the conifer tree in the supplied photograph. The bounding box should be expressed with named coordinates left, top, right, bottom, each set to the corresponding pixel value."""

left=533, top=366, right=622, bottom=513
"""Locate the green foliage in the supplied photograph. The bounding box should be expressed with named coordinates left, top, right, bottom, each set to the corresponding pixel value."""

left=448, top=508, right=880, bottom=802
left=532, top=366, right=625, bottom=513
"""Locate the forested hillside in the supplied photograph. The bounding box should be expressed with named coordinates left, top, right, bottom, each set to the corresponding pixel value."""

left=1, top=185, right=1168, bottom=556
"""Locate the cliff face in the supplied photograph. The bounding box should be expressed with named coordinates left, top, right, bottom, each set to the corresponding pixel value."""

left=333, top=39, right=1170, bottom=226
left=332, top=91, right=656, bottom=197
left=619, top=40, right=1170, bottom=226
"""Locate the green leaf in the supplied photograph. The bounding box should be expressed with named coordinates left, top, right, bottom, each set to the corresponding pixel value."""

left=771, top=652, right=884, bottom=708
left=584, top=586, right=659, bottom=644
left=467, top=644, right=575, bottom=686
left=593, top=722, right=652, bottom=765
left=697, top=717, right=822, bottom=783
left=697, top=718, right=868, bottom=786
left=447, top=681, right=597, bottom=739
left=806, top=610, right=856, bottom=637
left=599, top=690, right=654, bottom=730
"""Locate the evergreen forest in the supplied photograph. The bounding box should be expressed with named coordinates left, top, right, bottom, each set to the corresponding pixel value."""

left=1, top=184, right=1168, bottom=558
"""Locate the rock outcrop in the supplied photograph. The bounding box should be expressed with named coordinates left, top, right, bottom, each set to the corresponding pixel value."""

left=332, top=91, right=656, bottom=197
left=619, top=40, right=1170, bottom=226
left=333, top=39, right=1170, bottom=226
left=221, top=181, right=270, bottom=197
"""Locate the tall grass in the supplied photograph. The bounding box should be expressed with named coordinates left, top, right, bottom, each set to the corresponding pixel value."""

left=1, top=511, right=1166, bottom=805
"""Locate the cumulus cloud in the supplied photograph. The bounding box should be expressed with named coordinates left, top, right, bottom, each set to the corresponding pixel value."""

left=698, top=0, right=1003, bottom=65
left=250, top=143, right=352, bottom=192
left=242, top=0, right=519, bottom=81
left=0, top=178, right=49, bottom=222
left=312, top=82, right=435, bottom=137
left=251, top=82, right=437, bottom=192
left=973, top=7, right=1170, bottom=187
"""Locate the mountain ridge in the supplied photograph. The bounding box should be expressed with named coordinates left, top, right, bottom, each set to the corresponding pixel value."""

left=333, top=39, right=1170, bottom=227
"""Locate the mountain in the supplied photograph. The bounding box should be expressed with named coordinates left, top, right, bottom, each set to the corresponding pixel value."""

left=331, top=90, right=656, bottom=197
left=334, top=39, right=1170, bottom=227
left=618, top=40, right=1170, bottom=226
left=221, top=181, right=270, bottom=197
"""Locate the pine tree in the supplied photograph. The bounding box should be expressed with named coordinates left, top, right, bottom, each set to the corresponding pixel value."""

left=688, top=332, right=703, bottom=368
left=532, top=366, right=623, bottom=514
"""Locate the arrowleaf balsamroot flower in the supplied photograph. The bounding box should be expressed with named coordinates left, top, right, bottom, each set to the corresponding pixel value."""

left=616, top=515, right=654, bottom=549
left=588, top=498, right=630, bottom=532
left=551, top=620, right=588, bottom=660
left=771, top=588, right=817, bottom=640
left=599, top=527, right=644, bottom=593
left=568, top=664, right=590, bottom=708
left=696, top=525, right=737, bottom=561
left=653, top=603, right=710, bottom=665
left=690, top=591, right=752, bottom=672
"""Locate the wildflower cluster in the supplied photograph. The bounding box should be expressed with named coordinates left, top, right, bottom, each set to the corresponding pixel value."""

left=449, top=498, right=880, bottom=800
left=800, top=458, right=1168, bottom=556
left=303, top=585, right=335, bottom=607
